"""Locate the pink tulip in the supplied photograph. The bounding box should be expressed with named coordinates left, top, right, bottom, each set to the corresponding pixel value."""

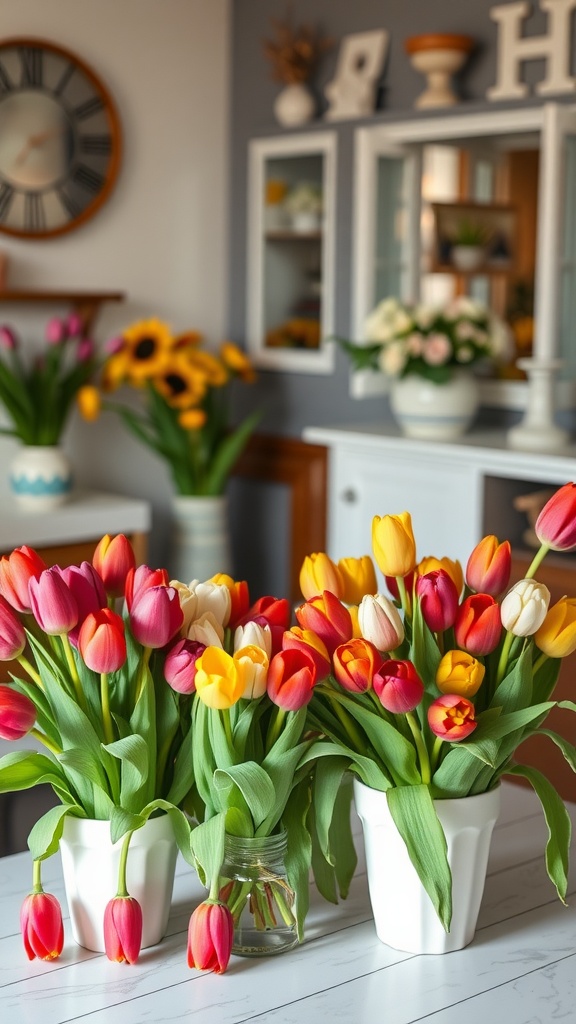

left=28, top=567, right=78, bottom=635
left=92, top=534, right=136, bottom=599
left=129, top=585, right=184, bottom=648
left=104, top=896, right=143, bottom=964
left=465, top=535, right=512, bottom=596
left=76, top=336, right=95, bottom=362
left=0, top=595, right=26, bottom=660
left=295, top=590, right=353, bottom=655
left=535, top=482, right=576, bottom=551
left=187, top=900, right=234, bottom=974
left=454, top=593, right=502, bottom=656
left=0, top=545, right=47, bottom=613
left=20, top=891, right=64, bottom=960
left=332, top=638, right=384, bottom=693
left=0, top=325, right=17, bottom=350
left=78, top=608, right=127, bottom=673
left=267, top=648, right=317, bottom=710
left=427, top=693, right=478, bottom=741
left=164, top=637, right=205, bottom=693
left=415, top=570, right=459, bottom=632
left=45, top=316, right=67, bottom=344
left=373, top=659, right=424, bottom=714
left=61, top=562, right=107, bottom=645
left=282, top=627, right=331, bottom=682
left=66, top=311, right=84, bottom=337
left=357, top=593, right=404, bottom=651
left=0, top=684, right=36, bottom=740
left=124, top=564, right=169, bottom=611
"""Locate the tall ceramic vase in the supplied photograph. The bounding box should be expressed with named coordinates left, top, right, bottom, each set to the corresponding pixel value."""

left=59, top=814, right=178, bottom=952
left=170, top=494, right=233, bottom=585
left=389, top=370, right=480, bottom=441
left=353, top=780, right=501, bottom=954
left=9, top=445, right=73, bottom=510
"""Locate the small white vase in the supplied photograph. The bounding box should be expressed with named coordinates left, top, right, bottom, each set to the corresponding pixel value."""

left=171, top=494, right=233, bottom=585
left=354, top=781, right=501, bottom=954
left=451, top=245, right=485, bottom=272
left=9, top=445, right=73, bottom=510
left=59, top=814, right=178, bottom=952
left=273, top=82, right=316, bottom=127
left=390, top=370, right=480, bottom=441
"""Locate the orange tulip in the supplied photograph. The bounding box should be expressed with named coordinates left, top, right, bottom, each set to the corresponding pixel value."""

left=436, top=650, right=485, bottom=698
left=466, top=535, right=511, bottom=596
left=427, top=694, right=477, bottom=741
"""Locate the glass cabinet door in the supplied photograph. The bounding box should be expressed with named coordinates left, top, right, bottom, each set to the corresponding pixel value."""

left=246, top=131, right=336, bottom=374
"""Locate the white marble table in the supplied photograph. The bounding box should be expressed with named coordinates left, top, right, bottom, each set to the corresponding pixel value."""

left=0, top=782, right=574, bottom=1024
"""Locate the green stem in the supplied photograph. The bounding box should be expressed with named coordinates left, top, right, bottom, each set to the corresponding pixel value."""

left=221, top=708, right=234, bottom=750
left=30, top=727, right=62, bottom=756
left=405, top=711, right=431, bottom=785
left=397, top=574, right=411, bottom=619
left=495, top=630, right=515, bottom=687
left=524, top=543, right=550, bottom=580
left=100, top=673, right=114, bottom=744
left=116, top=830, right=134, bottom=898
left=32, top=858, right=43, bottom=894
left=266, top=707, right=286, bottom=752
left=533, top=650, right=548, bottom=674
left=135, top=647, right=152, bottom=703
left=59, top=633, right=87, bottom=712
left=326, top=691, right=365, bottom=751
left=17, top=654, right=43, bottom=689
left=430, top=736, right=444, bottom=773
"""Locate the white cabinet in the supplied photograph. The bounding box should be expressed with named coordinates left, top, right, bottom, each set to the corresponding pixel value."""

left=246, top=131, right=337, bottom=374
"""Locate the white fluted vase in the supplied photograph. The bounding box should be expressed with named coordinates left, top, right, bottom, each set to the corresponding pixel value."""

left=9, top=445, right=73, bottom=510
left=170, top=494, right=233, bottom=585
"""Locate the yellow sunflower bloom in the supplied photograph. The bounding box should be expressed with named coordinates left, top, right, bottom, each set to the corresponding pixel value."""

left=220, top=341, right=257, bottom=382
left=188, top=349, right=229, bottom=387
left=121, top=318, right=175, bottom=384
left=174, top=330, right=203, bottom=349
left=154, top=355, right=208, bottom=409
left=178, top=407, right=207, bottom=430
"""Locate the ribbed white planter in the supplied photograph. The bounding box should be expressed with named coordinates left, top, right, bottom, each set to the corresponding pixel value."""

left=273, top=82, right=316, bottom=127
left=9, top=445, right=73, bottom=510
left=354, top=781, right=501, bottom=954
left=171, top=494, right=233, bottom=585
left=59, top=815, right=178, bottom=952
left=390, top=370, right=480, bottom=440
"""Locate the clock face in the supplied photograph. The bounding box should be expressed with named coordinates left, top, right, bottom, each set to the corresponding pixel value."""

left=0, top=38, right=121, bottom=238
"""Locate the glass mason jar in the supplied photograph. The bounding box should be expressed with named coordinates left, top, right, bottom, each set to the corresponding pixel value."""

left=220, top=831, right=298, bottom=956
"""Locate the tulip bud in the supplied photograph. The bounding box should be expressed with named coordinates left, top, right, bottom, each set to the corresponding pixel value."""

left=337, top=555, right=378, bottom=605
left=373, top=659, right=424, bottom=714
left=0, top=544, right=47, bottom=613
left=187, top=900, right=234, bottom=974
left=45, top=316, right=67, bottom=344
left=129, top=585, right=184, bottom=648
left=234, top=620, right=272, bottom=659
left=534, top=597, right=576, bottom=658
left=66, top=311, right=84, bottom=336
left=61, top=562, right=108, bottom=645
left=417, top=556, right=463, bottom=598
left=436, top=650, right=485, bottom=698
left=282, top=627, right=331, bottom=681
left=93, top=534, right=136, bottom=598
left=125, top=564, right=169, bottom=611
left=454, top=592, right=502, bottom=656
left=184, top=580, right=232, bottom=628
left=415, top=570, right=459, bottom=633
left=29, top=567, right=78, bottom=635
left=357, top=593, right=404, bottom=651
left=0, top=684, right=36, bottom=740
left=77, top=384, right=101, bottom=422
left=333, top=638, right=383, bottom=693
left=104, top=895, right=143, bottom=964
left=295, top=590, right=353, bottom=656
left=427, top=693, right=477, bottom=741
left=466, top=535, right=511, bottom=596
left=299, top=552, right=344, bottom=601
left=164, top=637, right=205, bottom=693
left=235, top=595, right=290, bottom=655
left=21, top=890, right=64, bottom=961
left=500, top=579, right=551, bottom=637
left=0, top=595, right=26, bottom=660
left=77, top=336, right=95, bottom=362
left=372, top=512, right=417, bottom=578
left=187, top=610, right=225, bottom=648
left=234, top=644, right=269, bottom=699
left=0, top=325, right=17, bottom=350
left=211, top=574, right=250, bottom=628
left=78, top=608, right=127, bottom=673
left=194, top=646, right=244, bottom=709
left=267, top=648, right=317, bottom=710
left=535, top=482, right=576, bottom=551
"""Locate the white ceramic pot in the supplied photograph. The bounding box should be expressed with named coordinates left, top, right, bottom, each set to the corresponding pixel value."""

left=354, top=781, right=501, bottom=954
left=171, top=494, right=233, bottom=585
left=290, top=210, right=321, bottom=233
left=451, top=245, right=485, bottom=271
left=59, top=814, right=178, bottom=952
left=389, top=370, right=480, bottom=441
left=273, top=82, right=316, bottom=127
left=9, top=445, right=73, bottom=510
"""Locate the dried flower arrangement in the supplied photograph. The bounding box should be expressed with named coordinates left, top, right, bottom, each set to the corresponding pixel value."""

left=263, top=15, right=332, bottom=85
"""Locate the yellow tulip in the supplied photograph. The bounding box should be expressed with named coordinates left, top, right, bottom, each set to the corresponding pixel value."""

left=233, top=644, right=269, bottom=699
left=417, top=555, right=464, bottom=597
left=436, top=649, right=485, bottom=698
left=299, top=552, right=344, bottom=600
left=372, top=512, right=416, bottom=577
left=77, top=385, right=101, bottom=422
left=194, top=646, right=244, bottom=709
left=535, top=596, right=576, bottom=657
left=337, top=555, right=378, bottom=604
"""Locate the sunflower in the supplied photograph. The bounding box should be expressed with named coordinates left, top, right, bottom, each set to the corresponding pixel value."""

left=178, top=407, right=207, bottom=430
left=120, top=318, right=175, bottom=384
left=220, top=341, right=256, bottom=382
left=187, top=348, right=229, bottom=387
left=153, top=354, right=208, bottom=409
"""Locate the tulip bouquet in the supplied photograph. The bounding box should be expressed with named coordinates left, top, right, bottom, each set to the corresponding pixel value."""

left=0, top=314, right=98, bottom=445
left=297, top=483, right=576, bottom=934
left=0, top=535, right=197, bottom=964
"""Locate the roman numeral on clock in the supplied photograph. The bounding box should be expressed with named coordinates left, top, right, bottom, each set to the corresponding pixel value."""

left=0, top=61, right=12, bottom=94
left=73, top=164, right=105, bottom=193
left=19, top=46, right=43, bottom=87
left=0, top=183, right=14, bottom=221
left=24, top=193, right=45, bottom=232
left=74, top=96, right=104, bottom=121
left=79, top=134, right=112, bottom=156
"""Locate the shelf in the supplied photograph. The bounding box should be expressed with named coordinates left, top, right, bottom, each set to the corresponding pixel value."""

left=265, top=231, right=322, bottom=242
left=429, top=260, right=514, bottom=276
left=0, top=289, right=125, bottom=331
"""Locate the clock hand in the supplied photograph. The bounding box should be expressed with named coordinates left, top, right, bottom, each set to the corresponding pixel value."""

left=14, top=125, right=65, bottom=166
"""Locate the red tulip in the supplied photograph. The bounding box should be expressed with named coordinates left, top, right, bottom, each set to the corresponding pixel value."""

left=28, top=567, right=78, bottom=635
left=415, top=570, right=459, bottom=632
left=0, top=545, right=46, bottom=613
left=282, top=627, right=331, bottom=681
left=267, top=648, right=317, bottom=710
left=61, top=562, right=107, bottom=645
left=295, top=590, right=353, bottom=655
left=535, top=482, right=576, bottom=551
left=187, top=900, right=234, bottom=974
left=129, top=585, right=184, bottom=648
left=0, top=684, right=36, bottom=740
left=235, top=595, right=291, bottom=654
left=427, top=693, right=477, bottom=741
left=0, top=595, right=26, bottom=660
left=454, top=593, right=502, bottom=656
left=103, top=895, right=143, bottom=964
left=164, top=637, right=205, bottom=693
left=124, top=564, right=169, bottom=611
left=93, top=534, right=136, bottom=598
left=466, top=535, right=512, bottom=596
left=20, top=891, right=64, bottom=960
left=373, top=659, right=424, bottom=714
left=78, top=608, right=127, bottom=673
left=332, top=638, right=384, bottom=693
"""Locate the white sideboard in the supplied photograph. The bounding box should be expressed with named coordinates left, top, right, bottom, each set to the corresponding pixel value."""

left=302, top=424, right=576, bottom=569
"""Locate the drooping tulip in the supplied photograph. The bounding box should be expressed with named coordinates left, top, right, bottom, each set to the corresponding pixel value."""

left=534, top=597, right=576, bottom=658
left=435, top=650, right=485, bottom=698
left=337, top=555, right=378, bottom=605
left=357, top=593, right=404, bottom=651
left=373, top=659, right=424, bottom=714
left=299, top=552, right=344, bottom=600
left=0, top=544, right=47, bottom=613
left=372, top=512, right=417, bottom=578
left=465, top=535, right=511, bottom=596
left=282, top=627, right=331, bottom=681
left=187, top=900, right=234, bottom=974
left=164, top=637, right=205, bottom=694
left=103, top=895, right=143, bottom=964
left=454, top=593, right=502, bottom=656
left=295, top=590, right=353, bottom=655
left=427, top=693, right=478, bottom=741
left=0, top=684, right=36, bottom=740
left=20, top=890, right=64, bottom=961
left=534, top=482, right=576, bottom=551
left=92, top=534, right=136, bottom=598
left=28, top=567, right=78, bottom=635
left=415, top=570, right=459, bottom=633
left=234, top=644, right=269, bottom=699
left=129, top=585, right=184, bottom=648
left=500, top=579, right=551, bottom=637
left=267, top=648, right=317, bottom=710
left=332, top=638, right=383, bottom=694
left=0, top=595, right=26, bottom=660
left=78, top=608, right=127, bottom=674
left=194, top=646, right=244, bottom=709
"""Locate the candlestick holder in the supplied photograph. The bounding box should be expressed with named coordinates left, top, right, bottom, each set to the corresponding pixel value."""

left=404, top=33, right=474, bottom=108
left=507, top=358, right=571, bottom=452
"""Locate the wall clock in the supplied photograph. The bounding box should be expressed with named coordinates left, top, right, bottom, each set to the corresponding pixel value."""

left=0, top=38, right=121, bottom=238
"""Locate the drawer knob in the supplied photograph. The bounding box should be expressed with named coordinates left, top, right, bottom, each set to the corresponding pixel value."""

left=341, top=488, right=358, bottom=503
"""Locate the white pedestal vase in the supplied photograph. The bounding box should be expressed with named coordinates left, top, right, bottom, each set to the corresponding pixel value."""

left=507, top=358, right=570, bottom=452
left=9, top=445, right=73, bottom=510
left=170, top=494, right=233, bottom=585
left=389, top=370, right=480, bottom=441
left=59, top=814, right=178, bottom=952
left=354, top=781, right=501, bottom=955
left=273, top=83, right=316, bottom=127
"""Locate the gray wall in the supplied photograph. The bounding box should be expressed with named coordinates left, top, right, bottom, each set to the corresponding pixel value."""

left=228, top=0, right=573, bottom=437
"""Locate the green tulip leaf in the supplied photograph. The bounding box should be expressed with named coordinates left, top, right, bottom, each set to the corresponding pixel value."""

left=505, top=763, right=571, bottom=901
left=214, top=761, right=275, bottom=828
left=283, top=777, right=313, bottom=941
left=387, top=784, right=452, bottom=932
left=190, top=812, right=226, bottom=890
left=27, top=803, right=85, bottom=861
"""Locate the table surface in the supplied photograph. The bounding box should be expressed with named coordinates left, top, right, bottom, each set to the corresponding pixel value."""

left=1, top=781, right=575, bottom=1024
